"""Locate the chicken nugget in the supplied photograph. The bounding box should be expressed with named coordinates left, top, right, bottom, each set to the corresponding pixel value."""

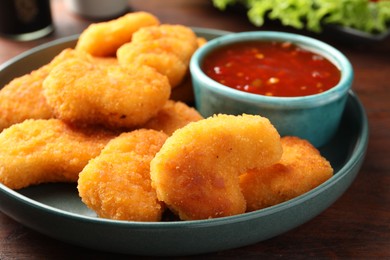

left=117, top=24, right=198, bottom=88
left=118, top=43, right=185, bottom=88
left=78, top=129, right=168, bottom=221
left=0, top=67, right=53, bottom=131
left=0, top=48, right=77, bottom=131
left=0, top=48, right=117, bottom=131
left=150, top=114, right=282, bottom=220
left=0, top=119, right=116, bottom=190
left=76, top=12, right=160, bottom=57
left=43, top=58, right=170, bottom=129
left=130, top=25, right=198, bottom=63
left=142, top=100, right=203, bottom=135
left=240, top=136, right=333, bottom=211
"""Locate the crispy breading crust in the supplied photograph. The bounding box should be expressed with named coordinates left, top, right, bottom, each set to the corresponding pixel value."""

left=0, top=119, right=116, bottom=189
left=240, top=136, right=334, bottom=211
left=43, top=58, right=171, bottom=129
left=76, top=12, right=160, bottom=57
left=117, top=25, right=198, bottom=88
left=78, top=129, right=168, bottom=221
left=142, top=100, right=203, bottom=135
left=0, top=48, right=120, bottom=131
left=150, top=114, right=282, bottom=220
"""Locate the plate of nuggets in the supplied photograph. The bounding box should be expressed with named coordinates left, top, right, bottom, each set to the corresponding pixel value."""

left=0, top=12, right=368, bottom=256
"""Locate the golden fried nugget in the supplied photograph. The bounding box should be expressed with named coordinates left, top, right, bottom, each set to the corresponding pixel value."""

left=0, top=119, right=116, bottom=190
left=76, top=12, right=160, bottom=57
left=240, top=136, right=333, bottom=212
left=45, top=48, right=119, bottom=69
left=117, top=24, right=198, bottom=88
left=78, top=129, right=168, bottom=221
left=0, top=48, right=118, bottom=131
left=150, top=114, right=282, bottom=220
left=43, top=58, right=170, bottom=129
left=142, top=100, right=203, bottom=135
left=0, top=67, right=53, bottom=131
left=119, top=43, right=185, bottom=87
left=130, top=25, right=198, bottom=63
left=0, top=48, right=78, bottom=131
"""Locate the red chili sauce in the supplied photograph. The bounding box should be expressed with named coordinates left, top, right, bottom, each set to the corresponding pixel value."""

left=202, top=41, right=341, bottom=97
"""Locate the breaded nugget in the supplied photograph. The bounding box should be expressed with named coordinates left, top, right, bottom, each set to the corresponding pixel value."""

left=119, top=43, right=185, bottom=88
left=43, top=58, right=170, bottom=129
left=0, top=48, right=117, bottom=131
left=240, top=136, right=333, bottom=212
left=78, top=129, right=168, bottom=221
left=0, top=48, right=77, bottom=131
left=0, top=67, right=53, bottom=131
left=0, top=119, right=116, bottom=190
left=130, top=25, right=198, bottom=63
left=117, top=24, right=198, bottom=88
left=150, top=114, right=282, bottom=220
left=76, top=12, right=160, bottom=57
left=142, top=100, right=203, bottom=135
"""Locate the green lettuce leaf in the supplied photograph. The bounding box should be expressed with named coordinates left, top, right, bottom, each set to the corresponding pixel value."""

left=212, top=0, right=390, bottom=33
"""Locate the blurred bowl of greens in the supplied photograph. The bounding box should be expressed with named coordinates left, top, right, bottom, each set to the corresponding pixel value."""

left=212, top=0, right=390, bottom=43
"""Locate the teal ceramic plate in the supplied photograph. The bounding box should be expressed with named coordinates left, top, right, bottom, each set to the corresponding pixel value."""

left=0, top=28, right=368, bottom=256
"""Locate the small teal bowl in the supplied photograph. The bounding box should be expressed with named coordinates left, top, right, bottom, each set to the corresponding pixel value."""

left=190, top=31, right=354, bottom=147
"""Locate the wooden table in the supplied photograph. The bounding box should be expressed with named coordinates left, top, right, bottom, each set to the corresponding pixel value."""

left=1, top=0, right=389, bottom=258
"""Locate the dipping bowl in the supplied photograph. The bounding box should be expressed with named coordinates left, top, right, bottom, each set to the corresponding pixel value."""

left=190, top=31, right=354, bottom=147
